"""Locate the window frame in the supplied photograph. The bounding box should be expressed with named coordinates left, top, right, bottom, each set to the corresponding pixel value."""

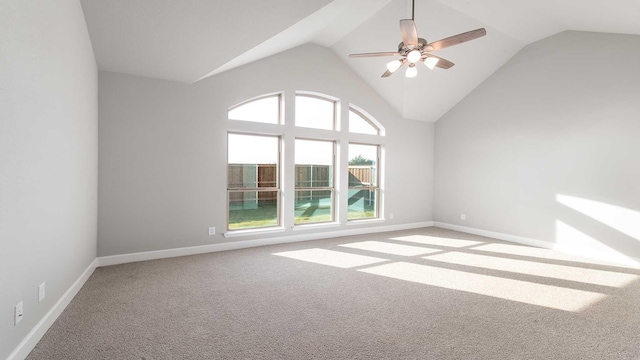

left=348, top=106, right=382, bottom=135
left=294, top=92, right=338, bottom=131
left=347, top=142, right=381, bottom=221
left=226, top=132, right=282, bottom=231
left=227, top=93, right=283, bottom=125
left=347, top=103, right=385, bottom=136
left=293, top=138, right=336, bottom=225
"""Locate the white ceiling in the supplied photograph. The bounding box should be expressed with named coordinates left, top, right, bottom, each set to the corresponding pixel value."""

left=80, top=0, right=640, bottom=122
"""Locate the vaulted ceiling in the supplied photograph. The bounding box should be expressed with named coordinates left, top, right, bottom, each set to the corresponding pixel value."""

left=80, top=0, right=640, bottom=122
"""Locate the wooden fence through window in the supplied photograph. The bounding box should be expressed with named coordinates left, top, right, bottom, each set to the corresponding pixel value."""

left=228, top=164, right=374, bottom=206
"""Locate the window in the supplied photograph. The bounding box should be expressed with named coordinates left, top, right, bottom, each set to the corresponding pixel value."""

left=226, top=91, right=385, bottom=232
left=295, top=94, right=336, bottom=130
left=228, top=94, right=281, bottom=124
left=349, top=107, right=380, bottom=135
left=227, top=133, right=280, bottom=230
left=294, top=139, right=335, bottom=224
left=348, top=143, right=379, bottom=220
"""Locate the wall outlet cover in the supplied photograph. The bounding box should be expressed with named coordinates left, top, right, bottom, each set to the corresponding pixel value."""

left=208, top=227, right=216, bottom=236
left=39, top=282, right=46, bottom=302
left=15, top=301, right=23, bottom=325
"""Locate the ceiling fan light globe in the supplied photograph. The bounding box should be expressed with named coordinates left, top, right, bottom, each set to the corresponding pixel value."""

left=424, top=57, right=440, bottom=70
left=407, top=49, right=422, bottom=63
left=386, top=59, right=403, bottom=73
left=406, top=64, right=417, bottom=78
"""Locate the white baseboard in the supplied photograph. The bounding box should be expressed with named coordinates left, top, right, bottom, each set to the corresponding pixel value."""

left=7, top=258, right=98, bottom=360
left=98, top=221, right=434, bottom=267
left=433, top=222, right=553, bottom=249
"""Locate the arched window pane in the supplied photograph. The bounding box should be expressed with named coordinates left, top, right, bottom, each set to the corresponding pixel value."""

left=295, top=95, right=335, bottom=130
left=349, top=109, right=379, bottom=135
left=228, top=95, right=280, bottom=124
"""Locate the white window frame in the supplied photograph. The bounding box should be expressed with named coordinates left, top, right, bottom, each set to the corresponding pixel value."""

left=226, top=132, right=282, bottom=231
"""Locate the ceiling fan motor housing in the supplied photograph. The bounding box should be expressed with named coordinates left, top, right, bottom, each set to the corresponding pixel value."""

left=398, top=38, right=429, bottom=54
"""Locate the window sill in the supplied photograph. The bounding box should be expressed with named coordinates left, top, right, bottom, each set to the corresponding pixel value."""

left=292, top=222, right=340, bottom=231
left=224, top=226, right=286, bottom=238
left=347, top=218, right=385, bottom=225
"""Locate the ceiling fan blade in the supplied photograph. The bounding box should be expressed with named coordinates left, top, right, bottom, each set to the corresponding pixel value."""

left=427, top=54, right=455, bottom=69
left=381, top=70, right=394, bottom=78
left=349, top=52, right=400, bottom=58
left=399, top=19, right=418, bottom=47
left=426, top=28, right=486, bottom=52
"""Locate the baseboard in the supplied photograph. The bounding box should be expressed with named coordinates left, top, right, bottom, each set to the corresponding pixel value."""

left=98, top=221, right=434, bottom=267
left=7, top=258, right=98, bottom=360
left=433, top=222, right=553, bottom=249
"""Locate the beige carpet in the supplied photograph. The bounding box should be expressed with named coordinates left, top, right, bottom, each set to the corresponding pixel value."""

left=27, top=227, right=640, bottom=359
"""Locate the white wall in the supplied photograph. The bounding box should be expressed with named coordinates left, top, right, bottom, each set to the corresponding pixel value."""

left=0, top=0, right=98, bottom=358
left=98, top=43, right=434, bottom=257
left=434, top=31, right=640, bottom=262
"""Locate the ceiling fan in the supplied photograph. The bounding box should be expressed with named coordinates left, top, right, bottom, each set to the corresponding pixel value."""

left=349, top=0, right=486, bottom=78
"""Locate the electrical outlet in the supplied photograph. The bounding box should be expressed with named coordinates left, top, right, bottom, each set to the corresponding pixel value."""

left=389, top=213, right=394, bottom=219
left=208, top=227, right=216, bottom=236
left=460, top=214, right=466, bottom=220
left=39, top=282, right=46, bottom=302
left=15, top=301, right=23, bottom=325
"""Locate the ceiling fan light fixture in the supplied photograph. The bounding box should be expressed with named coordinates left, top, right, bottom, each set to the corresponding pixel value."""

left=386, top=59, right=403, bottom=73
left=424, top=56, right=440, bottom=70
left=407, top=49, right=422, bottom=63
left=406, top=63, right=417, bottom=78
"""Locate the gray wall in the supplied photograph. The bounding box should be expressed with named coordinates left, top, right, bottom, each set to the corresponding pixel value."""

left=435, top=31, right=640, bottom=261
left=0, top=0, right=98, bottom=358
left=98, top=44, right=434, bottom=257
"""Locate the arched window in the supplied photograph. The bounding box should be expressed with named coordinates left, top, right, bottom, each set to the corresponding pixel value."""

left=295, top=93, right=336, bottom=130
left=226, top=92, right=384, bottom=233
left=349, top=105, right=382, bottom=135
left=228, top=94, right=281, bottom=124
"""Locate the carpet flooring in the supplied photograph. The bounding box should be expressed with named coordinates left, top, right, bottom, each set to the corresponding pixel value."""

left=27, top=227, right=640, bottom=359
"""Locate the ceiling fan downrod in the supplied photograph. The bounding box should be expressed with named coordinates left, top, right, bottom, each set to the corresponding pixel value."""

left=411, top=0, right=415, bottom=20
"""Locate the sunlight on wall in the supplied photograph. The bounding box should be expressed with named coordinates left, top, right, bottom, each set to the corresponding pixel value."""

left=555, top=220, right=639, bottom=267
left=339, top=241, right=441, bottom=256
left=390, top=235, right=482, bottom=248
left=424, top=252, right=638, bottom=287
left=273, top=248, right=388, bottom=268
left=359, top=262, right=606, bottom=312
left=557, top=194, right=640, bottom=241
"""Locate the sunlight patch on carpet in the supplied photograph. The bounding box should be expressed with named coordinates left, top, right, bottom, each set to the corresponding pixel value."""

left=390, top=235, right=483, bottom=248
left=423, top=252, right=638, bottom=288
left=473, top=243, right=640, bottom=269
left=360, top=262, right=606, bottom=312
left=339, top=241, right=441, bottom=256
left=273, top=248, right=388, bottom=268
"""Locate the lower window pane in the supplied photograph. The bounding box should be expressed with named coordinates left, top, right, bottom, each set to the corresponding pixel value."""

left=294, top=189, right=333, bottom=224
left=347, top=189, right=377, bottom=220
left=228, top=191, right=278, bottom=230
